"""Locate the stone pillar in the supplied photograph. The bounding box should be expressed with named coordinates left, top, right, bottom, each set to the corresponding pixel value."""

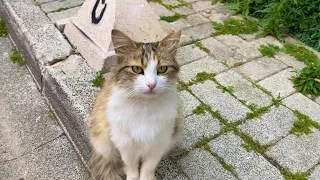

left=64, top=0, right=166, bottom=71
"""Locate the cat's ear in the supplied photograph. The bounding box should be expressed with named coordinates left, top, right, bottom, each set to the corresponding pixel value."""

left=112, top=29, right=137, bottom=55
left=157, top=30, right=181, bottom=57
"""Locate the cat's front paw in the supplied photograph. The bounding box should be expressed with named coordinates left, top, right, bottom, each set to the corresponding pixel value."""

left=140, top=175, right=156, bottom=180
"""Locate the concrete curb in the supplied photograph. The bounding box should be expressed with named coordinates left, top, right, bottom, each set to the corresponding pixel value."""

left=0, top=0, right=94, bottom=167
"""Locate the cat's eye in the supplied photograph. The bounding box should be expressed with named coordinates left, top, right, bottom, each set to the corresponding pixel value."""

left=157, top=66, right=168, bottom=74
left=132, top=66, right=144, bottom=74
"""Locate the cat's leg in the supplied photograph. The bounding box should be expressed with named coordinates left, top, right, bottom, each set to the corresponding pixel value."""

left=119, top=146, right=140, bottom=180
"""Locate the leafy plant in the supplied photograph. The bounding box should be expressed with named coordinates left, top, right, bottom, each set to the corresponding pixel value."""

left=212, top=18, right=258, bottom=36
left=160, top=13, right=186, bottom=22
left=259, top=44, right=280, bottom=57
left=91, top=71, right=105, bottom=88
left=11, top=47, right=26, bottom=66
left=0, top=18, right=8, bottom=37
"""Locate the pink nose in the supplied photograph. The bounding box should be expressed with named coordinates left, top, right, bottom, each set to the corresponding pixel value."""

left=147, top=83, right=156, bottom=90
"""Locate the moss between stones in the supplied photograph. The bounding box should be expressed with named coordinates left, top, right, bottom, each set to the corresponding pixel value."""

left=272, top=94, right=282, bottom=107
left=11, top=47, right=26, bottom=66
left=259, top=44, right=281, bottom=57
left=0, top=18, right=8, bottom=37
left=289, top=110, right=320, bottom=136
left=221, top=122, right=238, bottom=134
left=193, top=135, right=217, bottom=149
left=216, top=85, right=234, bottom=93
left=160, top=13, right=187, bottom=22
left=185, top=72, right=217, bottom=87
left=280, top=168, right=308, bottom=180
left=192, top=40, right=211, bottom=54
left=284, top=43, right=318, bottom=65
left=212, top=18, right=259, bottom=36
left=246, top=106, right=270, bottom=119
left=91, top=70, right=104, bottom=88
left=51, top=7, right=69, bottom=13
left=236, top=130, right=269, bottom=154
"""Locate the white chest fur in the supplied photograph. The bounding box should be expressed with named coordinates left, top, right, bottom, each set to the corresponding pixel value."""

left=107, top=88, right=179, bottom=151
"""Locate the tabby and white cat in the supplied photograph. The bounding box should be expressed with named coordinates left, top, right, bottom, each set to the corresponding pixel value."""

left=88, top=30, right=184, bottom=180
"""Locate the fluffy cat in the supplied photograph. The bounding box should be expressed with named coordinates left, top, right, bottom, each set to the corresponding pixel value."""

left=88, top=29, right=184, bottom=180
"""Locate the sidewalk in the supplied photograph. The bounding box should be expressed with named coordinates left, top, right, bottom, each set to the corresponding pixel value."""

left=1, top=0, right=320, bottom=179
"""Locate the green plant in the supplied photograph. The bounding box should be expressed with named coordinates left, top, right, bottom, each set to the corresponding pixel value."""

left=91, top=71, right=105, bottom=88
left=160, top=13, right=186, bottom=22
left=0, top=18, right=8, bottom=37
left=216, top=85, right=234, bottom=93
left=11, top=47, right=26, bottom=66
left=51, top=7, right=68, bottom=13
left=212, top=18, right=258, bottom=36
left=284, top=44, right=318, bottom=65
left=259, top=44, right=280, bottom=57
left=280, top=168, right=308, bottom=180
left=192, top=40, right=210, bottom=54
left=246, top=106, right=270, bottom=119
left=289, top=110, right=320, bottom=136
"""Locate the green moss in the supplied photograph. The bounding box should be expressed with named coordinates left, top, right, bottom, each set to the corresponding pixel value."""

left=221, top=122, right=238, bottom=134
left=48, top=111, right=54, bottom=120
left=91, top=71, right=104, bottom=88
left=193, top=135, right=216, bottom=149
left=185, top=72, right=217, bottom=87
left=246, top=103, right=258, bottom=111
left=221, top=162, right=235, bottom=172
left=11, top=47, right=26, bottom=66
left=192, top=104, right=208, bottom=115
left=192, top=40, right=211, bottom=54
left=216, top=85, right=234, bottom=94
left=255, top=84, right=272, bottom=96
left=289, top=110, right=320, bottom=136
left=0, top=18, right=8, bottom=37
left=246, top=106, right=270, bottom=119
left=212, top=18, right=259, bottom=36
left=284, top=44, right=318, bottom=65
left=51, top=7, right=69, bottom=13
left=259, top=44, right=280, bottom=57
left=280, top=168, right=308, bottom=180
left=193, top=103, right=228, bottom=124
left=272, top=94, right=282, bottom=107
left=237, top=131, right=268, bottom=154
left=160, top=13, right=186, bottom=22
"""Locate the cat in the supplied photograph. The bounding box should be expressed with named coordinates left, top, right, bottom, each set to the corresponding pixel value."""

left=88, top=29, right=184, bottom=180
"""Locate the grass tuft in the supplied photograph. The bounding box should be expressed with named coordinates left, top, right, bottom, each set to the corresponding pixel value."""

left=280, top=168, right=308, bottom=180
left=272, top=94, right=282, bottom=107
left=212, top=18, right=258, bottom=36
left=0, top=18, right=8, bottom=37
left=246, top=106, right=270, bottom=119
left=237, top=131, right=268, bottom=154
left=284, top=44, right=318, bottom=65
left=91, top=71, right=105, bottom=88
left=289, top=110, right=320, bottom=136
left=160, top=13, right=186, bottom=22
left=51, top=7, right=69, bottom=13
left=192, top=40, right=211, bottom=54
left=259, top=44, right=280, bottom=57
left=11, top=47, right=26, bottom=66
left=216, top=85, right=234, bottom=93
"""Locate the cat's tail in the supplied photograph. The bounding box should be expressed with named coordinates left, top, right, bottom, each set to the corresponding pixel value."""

left=89, top=149, right=124, bottom=180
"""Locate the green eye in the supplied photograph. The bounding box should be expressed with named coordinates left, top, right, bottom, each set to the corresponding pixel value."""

left=132, top=66, right=144, bottom=74
left=157, top=66, right=168, bottom=74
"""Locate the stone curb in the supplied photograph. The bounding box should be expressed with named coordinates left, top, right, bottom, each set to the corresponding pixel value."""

left=0, top=0, right=93, bottom=169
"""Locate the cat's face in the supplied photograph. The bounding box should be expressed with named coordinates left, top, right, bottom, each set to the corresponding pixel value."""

left=111, top=30, right=181, bottom=98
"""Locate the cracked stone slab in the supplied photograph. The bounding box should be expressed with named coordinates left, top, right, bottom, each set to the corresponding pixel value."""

left=267, top=130, right=320, bottom=172
left=190, top=81, right=251, bottom=122
left=209, top=133, right=284, bottom=180
left=179, top=56, right=227, bottom=82
left=239, top=106, right=296, bottom=145
left=175, top=45, right=208, bottom=65
left=0, top=37, right=63, bottom=162
left=179, top=91, right=201, bottom=117
left=236, top=57, right=288, bottom=82
left=215, top=35, right=261, bottom=60
left=274, top=52, right=305, bottom=70
left=257, top=68, right=296, bottom=98
left=178, top=149, right=237, bottom=180
left=0, top=136, right=90, bottom=180
left=215, top=70, right=272, bottom=107
left=177, top=113, right=221, bottom=149
left=172, top=6, right=196, bottom=15
left=47, top=6, right=80, bottom=23
left=182, top=23, right=215, bottom=40
left=282, top=93, right=320, bottom=123
left=309, top=165, right=320, bottom=180
left=41, top=0, right=84, bottom=13
left=201, top=37, right=246, bottom=67
left=149, top=2, right=175, bottom=17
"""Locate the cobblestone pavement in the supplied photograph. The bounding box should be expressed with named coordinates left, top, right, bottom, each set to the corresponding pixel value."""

left=29, top=0, right=320, bottom=179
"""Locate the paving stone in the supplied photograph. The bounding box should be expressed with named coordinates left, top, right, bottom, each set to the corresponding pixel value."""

left=185, top=14, right=210, bottom=26
left=179, top=34, right=193, bottom=46
left=201, top=37, right=246, bottom=67
left=160, top=20, right=177, bottom=33
left=209, top=133, right=284, bottom=180
left=172, top=6, right=196, bottom=15
left=282, top=93, right=320, bottom=123
left=179, top=91, right=201, bottom=117
left=47, top=6, right=80, bottom=22
left=41, top=0, right=84, bottom=13
left=175, top=45, right=208, bottom=65
left=215, top=35, right=261, bottom=59
left=178, top=149, right=237, bottom=180
left=257, top=68, right=296, bottom=98
left=267, top=130, right=320, bottom=172
left=201, top=11, right=228, bottom=23
left=238, top=33, right=259, bottom=42
left=1, top=136, right=89, bottom=180
left=163, top=0, right=180, bottom=5
left=236, top=57, right=288, bottom=82
left=192, top=1, right=215, bottom=12
left=35, top=0, right=55, bottom=4
left=178, top=113, right=221, bottom=149
left=179, top=56, right=227, bottom=82
left=250, top=36, right=283, bottom=49
left=274, top=52, right=305, bottom=70
left=185, top=0, right=199, bottom=2
left=170, top=18, right=192, bottom=29
left=190, top=81, right=251, bottom=122
left=156, top=154, right=184, bottom=180
left=215, top=70, right=272, bottom=107
left=309, top=165, right=320, bottom=180
left=239, top=106, right=296, bottom=145
left=149, top=2, right=175, bottom=17
left=182, top=23, right=215, bottom=40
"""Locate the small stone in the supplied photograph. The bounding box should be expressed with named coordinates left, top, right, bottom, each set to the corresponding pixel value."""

left=149, top=2, right=175, bottom=17
left=309, top=165, right=320, bottom=180
left=190, top=81, right=251, bottom=122
left=47, top=7, right=80, bottom=22
left=175, top=45, right=208, bottom=65
left=182, top=23, right=215, bottom=40
left=257, top=68, right=296, bottom=98
left=178, top=149, right=237, bottom=180
left=274, top=52, right=305, bottom=70
left=177, top=113, right=221, bottom=149
left=179, top=91, right=201, bottom=117
left=209, top=133, right=283, bottom=180
left=215, top=70, right=272, bottom=107
left=266, top=130, right=320, bottom=172
left=41, top=0, right=84, bottom=13
left=239, top=106, right=296, bottom=145
left=282, top=93, right=320, bottom=123
left=179, top=56, right=227, bottom=82
left=236, top=57, right=288, bottom=82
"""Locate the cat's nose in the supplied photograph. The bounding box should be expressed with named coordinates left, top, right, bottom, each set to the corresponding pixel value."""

left=147, top=83, right=156, bottom=90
